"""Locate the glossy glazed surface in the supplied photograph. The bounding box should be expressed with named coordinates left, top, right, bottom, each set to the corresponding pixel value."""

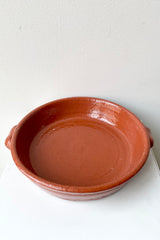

left=7, top=97, right=151, bottom=200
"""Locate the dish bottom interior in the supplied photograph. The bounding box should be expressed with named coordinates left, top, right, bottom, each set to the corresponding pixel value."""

left=29, top=117, right=131, bottom=186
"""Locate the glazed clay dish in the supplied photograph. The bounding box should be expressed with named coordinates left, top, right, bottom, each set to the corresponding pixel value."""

left=5, top=97, right=153, bottom=200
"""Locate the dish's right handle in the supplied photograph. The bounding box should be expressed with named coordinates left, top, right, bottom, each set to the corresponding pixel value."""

left=145, top=127, right=154, bottom=148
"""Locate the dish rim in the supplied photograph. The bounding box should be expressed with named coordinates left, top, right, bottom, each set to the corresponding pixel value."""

left=10, top=96, right=150, bottom=193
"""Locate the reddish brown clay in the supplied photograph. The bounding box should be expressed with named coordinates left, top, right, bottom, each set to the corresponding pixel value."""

left=5, top=125, right=17, bottom=149
left=5, top=97, right=153, bottom=200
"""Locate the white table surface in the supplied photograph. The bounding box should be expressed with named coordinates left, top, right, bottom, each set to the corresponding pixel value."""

left=0, top=150, right=160, bottom=240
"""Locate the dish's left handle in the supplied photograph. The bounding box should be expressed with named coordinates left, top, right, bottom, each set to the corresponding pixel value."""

left=5, top=125, right=17, bottom=150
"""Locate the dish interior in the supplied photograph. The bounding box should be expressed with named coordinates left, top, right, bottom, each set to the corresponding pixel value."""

left=15, top=98, right=148, bottom=188
left=30, top=117, right=131, bottom=186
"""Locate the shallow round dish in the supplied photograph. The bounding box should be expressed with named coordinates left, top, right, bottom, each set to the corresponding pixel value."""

left=5, top=97, right=153, bottom=200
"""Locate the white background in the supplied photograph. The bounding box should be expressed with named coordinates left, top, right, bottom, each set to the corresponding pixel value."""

left=0, top=0, right=160, bottom=172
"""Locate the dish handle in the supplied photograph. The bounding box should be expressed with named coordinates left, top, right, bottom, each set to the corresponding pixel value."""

left=145, top=127, right=154, bottom=148
left=5, top=125, right=17, bottom=150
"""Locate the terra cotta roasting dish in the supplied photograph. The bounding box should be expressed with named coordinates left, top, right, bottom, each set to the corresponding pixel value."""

left=5, top=97, right=153, bottom=200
